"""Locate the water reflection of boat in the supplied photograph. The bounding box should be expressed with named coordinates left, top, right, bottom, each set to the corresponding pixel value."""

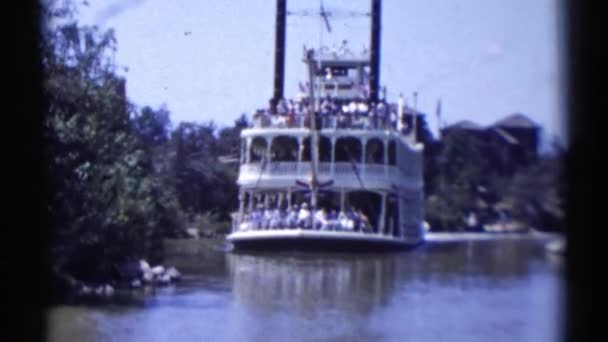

left=226, top=0, right=425, bottom=251
left=228, top=253, right=398, bottom=314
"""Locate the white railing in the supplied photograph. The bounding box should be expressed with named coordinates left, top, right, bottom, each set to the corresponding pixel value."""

left=251, top=114, right=395, bottom=131
left=366, top=164, right=385, bottom=176
left=240, top=162, right=404, bottom=183
left=268, top=162, right=298, bottom=173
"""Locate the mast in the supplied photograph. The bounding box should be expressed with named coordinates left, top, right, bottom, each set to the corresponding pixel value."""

left=305, top=49, right=319, bottom=211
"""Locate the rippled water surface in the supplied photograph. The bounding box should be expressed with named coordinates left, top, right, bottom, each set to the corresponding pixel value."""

left=46, top=236, right=565, bottom=342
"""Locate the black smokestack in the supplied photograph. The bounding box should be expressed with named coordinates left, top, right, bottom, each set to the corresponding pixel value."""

left=369, top=0, right=381, bottom=103
left=273, top=0, right=287, bottom=106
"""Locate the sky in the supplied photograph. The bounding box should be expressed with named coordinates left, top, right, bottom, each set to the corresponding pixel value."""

left=72, top=0, right=567, bottom=148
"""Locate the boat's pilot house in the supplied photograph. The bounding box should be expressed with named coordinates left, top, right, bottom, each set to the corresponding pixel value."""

left=314, top=50, right=371, bottom=101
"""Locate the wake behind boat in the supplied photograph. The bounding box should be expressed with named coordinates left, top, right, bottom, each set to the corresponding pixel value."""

left=227, top=0, right=425, bottom=251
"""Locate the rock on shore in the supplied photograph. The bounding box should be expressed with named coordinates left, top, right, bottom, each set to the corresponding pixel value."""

left=138, top=261, right=181, bottom=287
left=70, top=260, right=182, bottom=299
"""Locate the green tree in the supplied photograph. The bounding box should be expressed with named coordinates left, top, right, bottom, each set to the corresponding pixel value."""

left=42, top=0, right=179, bottom=284
left=500, top=153, right=565, bottom=231
left=214, top=114, right=250, bottom=218
left=425, top=131, right=492, bottom=230
left=132, top=105, right=171, bottom=146
left=173, top=122, right=216, bottom=213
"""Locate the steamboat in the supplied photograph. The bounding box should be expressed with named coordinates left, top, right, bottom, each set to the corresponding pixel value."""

left=227, top=0, right=425, bottom=251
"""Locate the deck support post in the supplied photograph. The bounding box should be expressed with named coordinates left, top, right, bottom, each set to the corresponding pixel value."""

left=266, top=137, right=272, bottom=163
left=330, top=137, right=336, bottom=177
left=238, top=190, right=245, bottom=222
left=361, top=138, right=367, bottom=179
left=248, top=191, right=254, bottom=212
left=384, top=138, right=389, bottom=178
left=245, top=138, right=252, bottom=163
left=297, top=136, right=304, bottom=176
left=378, top=192, right=387, bottom=234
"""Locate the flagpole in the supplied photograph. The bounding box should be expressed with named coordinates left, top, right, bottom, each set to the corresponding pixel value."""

left=412, top=91, right=418, bottom=143
left=436, top=98, right=442, bottom=140
left=305, top=49, right=319, bottom=214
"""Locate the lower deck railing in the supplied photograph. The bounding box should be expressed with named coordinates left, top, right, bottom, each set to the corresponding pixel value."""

left=231, top=216, right=400, bottom=237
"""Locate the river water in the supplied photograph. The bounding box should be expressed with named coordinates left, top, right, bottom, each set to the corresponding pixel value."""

left=46, top=235, right=565, bottom=342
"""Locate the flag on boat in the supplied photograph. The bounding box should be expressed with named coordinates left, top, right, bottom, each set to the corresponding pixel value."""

left=295, top=179, right=334, bottom=191
left=295, top=180, right=310, bottom=189
left=436, top=98, right=443, bottom=138
left=436, top=99, right=441, bottom=116
left=436, top=98, right=442, bottom=124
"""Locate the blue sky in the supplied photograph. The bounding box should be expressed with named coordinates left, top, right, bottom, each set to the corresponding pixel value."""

left=73, top=0, right=566, bottom=147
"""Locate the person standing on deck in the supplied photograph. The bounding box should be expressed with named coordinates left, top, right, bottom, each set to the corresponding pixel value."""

left=377, top=101, right=387, bottom=129
left=262, top=205, right=273, bottom=229
left=269, top=207, right=282, bottom=229
left=338, top=210, right=353, bottom=230
left=286, top=204, right=299, bottom=228
left=369, top=102, right=377, bottom=129
left=277, top=98, right=287, bottom=115
left=397, top=93, right=405, bottom=133
left=298, top=202, right=311, bottom=228
left=340, top=103, right=351, bottom=128
left=314, top=207, right=328, bottom=230
left=389, top=106, right=398, bottom=130
left=287, top=107, right=296, bottom=128
left=251, top=204, right=264, bottom=230
left=321, top=95, right=332, bottom=128
left=347, top=207, right=361, bottom=231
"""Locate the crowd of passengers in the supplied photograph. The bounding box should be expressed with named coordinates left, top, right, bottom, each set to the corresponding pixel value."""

left=238, top=202, right=375, bottom=232
left=252, top=94, right=413, bottom=132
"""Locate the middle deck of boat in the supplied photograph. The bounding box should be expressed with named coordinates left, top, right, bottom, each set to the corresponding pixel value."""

left=237, top=114, right=424, bottom=190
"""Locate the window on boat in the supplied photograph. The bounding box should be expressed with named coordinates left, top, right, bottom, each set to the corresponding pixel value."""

left=388, top=140, right=396, bottom=165
left=244, top=191, right=288, bottom=211
left=270, top=135, right=298, bottom=162
left=301, top=135, right=332, bottom=162
left=317, top=191, right=340, bottom=211
left=335, top=137, right=362, bottom=163
left=290, top=190, right=341, bottom=212
left=319, top=135, right=331, bottom=162
left=365, top=138, right=384, bottom=164
left=251, top=192, right=264, bottom=208
left=337, top=83, right=354, bottom=90
left=316, top=66, right=347, bottom=77
left=263, top=191, right=280, bottom=208
left=346, top=190, right=381, bottom=232
left=301, top=137, right=311, bottom=162
left=290, top=190, right=308, bottom=209
left=249, top=136, right=267, bottom=163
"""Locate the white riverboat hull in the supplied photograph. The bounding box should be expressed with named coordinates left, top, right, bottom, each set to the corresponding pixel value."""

left=227, top=229, right=424, bottom=252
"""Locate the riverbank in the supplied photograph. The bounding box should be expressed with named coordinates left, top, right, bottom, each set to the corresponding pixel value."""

left=51, top=231, right=562, bottom=303
left=425, top=230, right=563, bottom=242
